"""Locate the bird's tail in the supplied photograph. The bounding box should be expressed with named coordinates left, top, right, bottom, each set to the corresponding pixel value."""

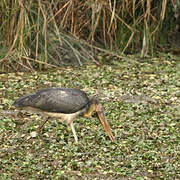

left=12, top=94, right=34, bottom=107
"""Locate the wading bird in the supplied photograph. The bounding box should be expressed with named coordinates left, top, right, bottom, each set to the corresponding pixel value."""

left=13, top=87, right=114, bottom=142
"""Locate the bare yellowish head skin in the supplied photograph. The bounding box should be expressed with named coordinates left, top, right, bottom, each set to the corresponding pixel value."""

left=95, top=103, right=114, bottom=141
left=83, top=103, right=96, bottom=118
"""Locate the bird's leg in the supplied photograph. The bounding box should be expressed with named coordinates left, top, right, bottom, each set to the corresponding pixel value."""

left=69, top=122, right=78, bottom=143
left=37, top=116, right=50, bottom=134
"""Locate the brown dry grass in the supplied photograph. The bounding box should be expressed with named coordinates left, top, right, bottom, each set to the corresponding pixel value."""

left=0, top=0, right=177, bottom=71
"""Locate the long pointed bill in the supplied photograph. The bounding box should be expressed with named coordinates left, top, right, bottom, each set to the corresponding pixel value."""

left=96, top=104, right=114, bottom=141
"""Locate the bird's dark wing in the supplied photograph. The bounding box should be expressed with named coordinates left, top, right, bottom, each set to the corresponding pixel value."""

left=13, top=88, right=90, bottom=113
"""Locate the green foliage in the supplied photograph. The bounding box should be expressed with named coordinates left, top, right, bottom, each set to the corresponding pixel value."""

left=0, top=55, right=179, bottom=179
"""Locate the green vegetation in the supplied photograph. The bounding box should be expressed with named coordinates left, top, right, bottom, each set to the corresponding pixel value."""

left=0, top=1, right=179, bottom=179
left=0, top=55, right=179, bottom=179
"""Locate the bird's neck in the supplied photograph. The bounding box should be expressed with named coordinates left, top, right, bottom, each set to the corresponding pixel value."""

left=83, top=103, right=96, bottom=118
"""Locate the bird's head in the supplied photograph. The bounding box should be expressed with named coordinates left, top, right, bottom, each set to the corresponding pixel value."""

left=84, top=97, right=114, bottom=141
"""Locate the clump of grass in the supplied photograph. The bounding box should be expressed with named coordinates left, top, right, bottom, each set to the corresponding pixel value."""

left=0, top=0, right=178, bottom=71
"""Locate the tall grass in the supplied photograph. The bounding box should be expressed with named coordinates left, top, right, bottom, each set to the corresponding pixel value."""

left=0, top=0, right=177, bottom=71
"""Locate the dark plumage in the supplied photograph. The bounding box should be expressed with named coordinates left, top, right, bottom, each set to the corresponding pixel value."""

left=13, top=87, right=114, bottom=142
left=13, top=88, right=89, bottom=113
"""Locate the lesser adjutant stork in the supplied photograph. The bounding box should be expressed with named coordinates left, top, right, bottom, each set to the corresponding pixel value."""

left=13, top=87, right=114, bottom=142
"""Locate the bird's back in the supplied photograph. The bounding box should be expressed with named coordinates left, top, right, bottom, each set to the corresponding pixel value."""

left=13, top=87, right=90, bottom=113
